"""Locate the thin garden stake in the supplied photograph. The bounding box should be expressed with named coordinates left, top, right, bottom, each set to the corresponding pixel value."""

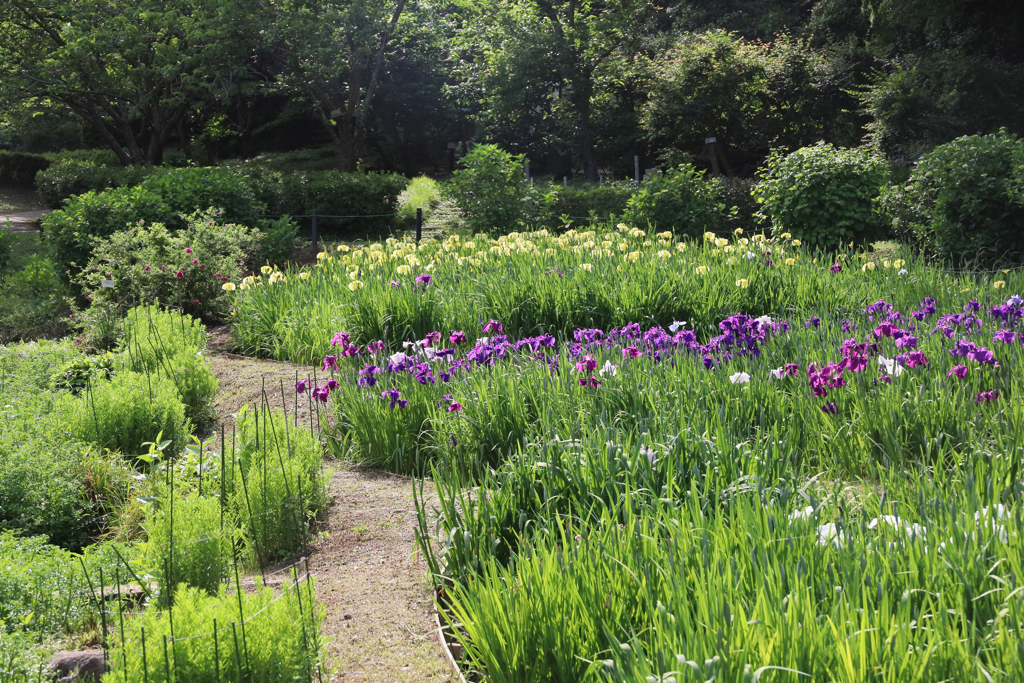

left=213, top=617, right=220, bottom=683
left=141, top=626, right=149, bottom=683
left=162, top=636, right=171, bottom=683
left=231, top=622, right=243, bottom=683
left=237, top=456, right=267, bottom=580
left=115, top=567, right=128, bottom=683
left=264, top=389, right=303, bottom=549
left=294, top=370, right=299, bottom=427
left=87, top=379, right=101, bottom=445
left=292, top=567, right=311, bottom=678
left=304, top=558, right=324, bottom=683
left=97, top=567, right=109, bottom=665
left=231, top=556, right=252, bottom=671
left=199, top=442, right=204, bottom=498
left=261, top=397, right=268, bottom=557
left=220, top=423, right=226, bottom=531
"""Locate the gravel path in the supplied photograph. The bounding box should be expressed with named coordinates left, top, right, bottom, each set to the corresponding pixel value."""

left=207, top=351, right=455, bottom=682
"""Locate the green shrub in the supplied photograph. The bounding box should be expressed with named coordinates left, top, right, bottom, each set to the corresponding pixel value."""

left=0, top=531, right=91, bottom=635
left=281, top=171, right=405, bottom=238
left=57, top=371, right=188, bottom=457
left=41, top=185, right=171, bottom=280
left=622, top=164, right=723, bottom=237
left=75, top=213, right=261, bottom=341
left=0, top=230, right=13, bottom=272
left=540, top=184, right=632, bottom=230
left=753, top=142, right=888, bottom=249
left=35, top=160, right=159, bottom=210
left=119, top=306, right=217, bottom=429
left=0, top=254, right=70, bottom=343
left=0, top=630, right=51, bottom=681
left=0, top=151, right=50, bottom=185
left=102, top=582, right=324, bottom=683
left=141, top=167, right=264, bottom=230
left=254, top=215, right=299, bottom=267
left=398, top=176, right=442, bottom=218
left=879, top=130, right=1024, bottom=266
left=231, top=407, right=326, bottom=562
left=143, top=491, right=231, bottom=606
left=445, top=144, right=534, bottom=234
left=49, top=351, right=116, bottom=394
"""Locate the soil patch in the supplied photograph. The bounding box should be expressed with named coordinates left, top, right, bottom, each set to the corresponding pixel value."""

left=208, top=352, right=454, bottom=681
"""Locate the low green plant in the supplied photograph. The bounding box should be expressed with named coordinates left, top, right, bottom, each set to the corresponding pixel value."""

left=143, top=491, right=232, bottom=606
left=49, top=352, right=116, bottom=394
left=445, top=144, right=535, bottom=234
left=118, top=305, right=217, bottom=428
left=101, top=581, right=324, bottom=683
left=0, top=253, right=70, bottom=343
left=879, top=130, right=1024, bottom=266
left=254, top=215, right=299, bottom=268
left=622, top=164, right=723, bottom=237
left=754, top=142, right=888, bottom=249
left=540, top=184, right=632, bottom=230
left=399, top=176, right=442, bottom=219
left=0, top=531, right=90, bottom=635
left=232, top=406, right=326, bottom=562
left=57, top=370, right=189, bottom=458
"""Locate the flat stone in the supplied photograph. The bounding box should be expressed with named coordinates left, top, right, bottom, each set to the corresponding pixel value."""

left=49, top=650, right=107, bottom=682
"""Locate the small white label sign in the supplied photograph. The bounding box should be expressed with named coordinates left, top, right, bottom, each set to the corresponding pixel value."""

left=101, top=279, right=115, bottom=288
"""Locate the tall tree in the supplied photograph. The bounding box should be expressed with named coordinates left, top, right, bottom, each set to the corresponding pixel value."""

left=273, top=0, right=411, bottom=172
left=460, top=0, right=652, bottom=180
left=0, top=0, right=242, bottom=165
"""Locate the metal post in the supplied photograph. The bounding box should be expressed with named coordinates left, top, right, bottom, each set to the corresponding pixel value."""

left=563, top=176, right=567, bottom=187
left=311, top=212, right=318, bottom=254
left=634, top=155, right=640, bottom=185
left=416, top=208, right=422, bottom=243
left=524, top=160, right=530, bottom=180
left=448, top=142, right=456, bottom=174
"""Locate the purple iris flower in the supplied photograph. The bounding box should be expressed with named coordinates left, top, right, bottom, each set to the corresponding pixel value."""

left=994, top=329, right=1016, bottom=344
left=381, top=388, right=408, bottom=409
left=314, top=386, right=330, bottom=402
left=482, top=319, right=504, bottom=334
left=322, top=355, right=339, bottom=371
left=331, top=331, right=351, bottom=347
left=947, top=365, right=968, bottom=379
left=895, top=335, right=918, bottom=350
left=964, top=299, right=981, bottom=312
left=967, top=346, right=995, bottom=364
left=830, top=263, right=842, bottom=274
left=325, top=378, right=339, bottom=390
left=622, top=346, right=641, bottom=359
left=295, top=380, right=307, bottom=394
left=575, top=354, right=598, bottom=373
left=449, top=330, right=467, bottom=345
left=577, top=375, right=601, bottom=388
left=415, top=273, right=432, bottom=288
left=805, top=317, right=821, bottom=328
left=388, top=279, right=402, bottom=288
left=821, top=402, right=838, bottom=414
left=358, top=365, right=380, bottom=387
left=366, top=340, right=386, bottom=354
left=448, top=402, right=463, bottom=412
left=975, top=390, right=1001, bottom=404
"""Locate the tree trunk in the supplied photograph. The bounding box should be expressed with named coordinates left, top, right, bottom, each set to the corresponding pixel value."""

left=573, top=93, right=599, bottom=181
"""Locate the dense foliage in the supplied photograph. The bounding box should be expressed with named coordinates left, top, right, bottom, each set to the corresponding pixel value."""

left=622, top=164, right=723, bottom=237
left=880, top=130, right=1024, bottom=266
left=445, top=144, right=533, bottom=234
left=754, top=143, right=889, bottom=249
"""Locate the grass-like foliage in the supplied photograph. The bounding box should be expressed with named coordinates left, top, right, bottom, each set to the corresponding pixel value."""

left=101, top=581, right=324, bottom=683
left=143, top=491, right=232, bottom=606
left=57, top=370, right=189, bottom=458
left=231, top=407, right=327, bottom=562
left=120, top=305, right=218, bottom=429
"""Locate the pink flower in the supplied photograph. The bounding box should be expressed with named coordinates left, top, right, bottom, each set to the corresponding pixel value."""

left=185, top=248, right=193, bottom=254
left=448, top=402, right=463, bottom=412
left=144, top=265, right=151, bottom=271
left=191, top=300, right=199, bottom=305
left=192, top=259, right=198, bottom=265
left=176, top=271, right=184, bottom=279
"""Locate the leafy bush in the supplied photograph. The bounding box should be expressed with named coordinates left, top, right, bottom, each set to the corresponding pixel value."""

left=35, top=160, right=159, bottom=209
left=0, top=230, right=13, bottom=272
left=144, top=491, right=231, bottom=605
left=41, top=185, right=171, bottom=280
left=119, top=306, right=217, bottom=429
left=0, top=531, right=90, bottom=635
left=879, top=130, right=1024, bottom=266
left=446, top=145, right=534, bottom=234
left=141, top=167, right=264, bottom=230
left=102, top=582, right=324, bottom=683
left=753, top=142, right=888, bottom=249
left=622, top=164, right=723, bottom=237
left=50, top=351, right=116, bottom=394
left=232, top=407, right=326, bottom=562
left=540, top=184, right=632, bottom=230
left=0, top=151, right=50, bottom=185
left=57, top=371, right=189, bottom=457
left=254, top=215, right=299, bottom=267
left=75, top=213, right=260, bottom=343
left=0, top=254, right=70, bottom=343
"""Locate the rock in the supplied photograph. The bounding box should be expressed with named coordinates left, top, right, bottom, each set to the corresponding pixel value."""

left=49, top=650, right=107, bottom=682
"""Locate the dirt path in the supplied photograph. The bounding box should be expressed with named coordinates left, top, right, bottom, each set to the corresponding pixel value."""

left=208, top=351, right=455, bottom=682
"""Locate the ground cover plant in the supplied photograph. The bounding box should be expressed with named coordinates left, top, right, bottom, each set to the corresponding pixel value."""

left=231, top=225, right=1024, bottom=680
left=0, top=305, right=330, bottom=679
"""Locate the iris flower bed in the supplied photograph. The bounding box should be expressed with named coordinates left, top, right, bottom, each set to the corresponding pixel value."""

left=227, top=226, right=1020, bottom=365
left=232, top=225, right=1024, bottom=681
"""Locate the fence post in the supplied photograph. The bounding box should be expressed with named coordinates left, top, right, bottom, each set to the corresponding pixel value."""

left=634, top=155, right=640, bottom=185
left=416, top=208, right=422, bottom=243
left=311, top=212, right=318, bottom=254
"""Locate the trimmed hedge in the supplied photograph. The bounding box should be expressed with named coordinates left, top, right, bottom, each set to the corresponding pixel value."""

left=0, top=151, right=50, bottom=185
left=36, top=160, right=160, bottom=209
left=541, top=184, right=633, bottom=230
